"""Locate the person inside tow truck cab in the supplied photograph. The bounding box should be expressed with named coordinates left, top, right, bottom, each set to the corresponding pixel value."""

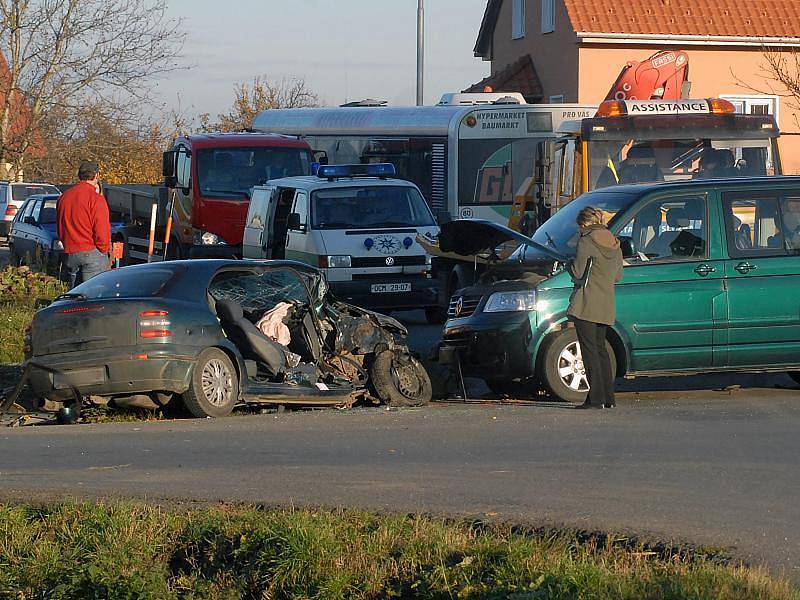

left=695, top=148, right=736, bottom=179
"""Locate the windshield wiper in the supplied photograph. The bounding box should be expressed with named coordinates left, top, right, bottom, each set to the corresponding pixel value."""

left=544, top=231, right=558, bottom=249
left=54, top=292, right=87, bottom=301
left=203, top=189, right=248, bottom=198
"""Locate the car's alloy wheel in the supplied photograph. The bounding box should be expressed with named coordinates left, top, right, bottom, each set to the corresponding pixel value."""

left=558, top=341, right=589, bottom=393
left=539, top=328, right=616, bottom=403
left=182, top=348, right=239, bottom=418
left=201, top=358, right=234, bottom=407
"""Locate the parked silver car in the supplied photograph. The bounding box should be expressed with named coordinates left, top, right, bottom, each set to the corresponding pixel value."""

left=0, top=181, right=61, bottom=237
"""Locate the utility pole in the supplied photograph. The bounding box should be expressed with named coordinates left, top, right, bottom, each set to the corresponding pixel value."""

left=416, top=0, right=424, bottom=106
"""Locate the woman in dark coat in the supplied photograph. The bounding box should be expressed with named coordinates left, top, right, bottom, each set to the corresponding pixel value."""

left=568, top=207, right=624, bottom=409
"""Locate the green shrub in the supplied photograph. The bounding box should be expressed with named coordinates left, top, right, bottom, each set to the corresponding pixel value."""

left=0, top=266, right=66, bottom=364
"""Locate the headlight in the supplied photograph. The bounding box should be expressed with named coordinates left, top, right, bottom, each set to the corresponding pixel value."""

left=193, top=230, right=228, bottom=245
left=53, top=240, right=64, bottom=251
left=483, top=290, right=536, bottom=313
left=325, top=255, right=351, bottom=268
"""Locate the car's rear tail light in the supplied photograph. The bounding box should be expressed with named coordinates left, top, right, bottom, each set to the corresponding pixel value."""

left=140, top=330, right=172, bottom=339
left=139, top=309, right=171, bottom=339
left=4, top=205, right=17, bottom=217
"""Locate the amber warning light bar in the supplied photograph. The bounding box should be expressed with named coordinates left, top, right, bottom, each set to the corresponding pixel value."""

left=596, top=98, right=736, bottom=118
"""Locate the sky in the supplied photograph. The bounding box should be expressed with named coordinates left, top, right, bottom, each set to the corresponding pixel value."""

left=154, top=0, right=491, bottom=119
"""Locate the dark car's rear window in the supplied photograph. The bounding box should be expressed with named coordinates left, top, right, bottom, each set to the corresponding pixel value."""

left=71, top=267, right=179, bottom=299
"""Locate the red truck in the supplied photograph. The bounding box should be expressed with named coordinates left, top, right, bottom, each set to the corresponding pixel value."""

left=105, top=133, right=315, bottom=262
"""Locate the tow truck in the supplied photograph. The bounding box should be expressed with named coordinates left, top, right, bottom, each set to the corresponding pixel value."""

left=421, top=51, right=782, bottom=303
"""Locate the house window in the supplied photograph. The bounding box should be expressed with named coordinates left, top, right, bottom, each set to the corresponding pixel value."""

left=549, top=94, right=565, bottom=103
left=512, top=0, right=525, bottom=39
left=720, top=94, right=778, bottom=120
left=541, top=0, right=555, bottom=33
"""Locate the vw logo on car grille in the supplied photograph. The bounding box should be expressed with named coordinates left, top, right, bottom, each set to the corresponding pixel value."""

left=385, top=256, right=395, bottom=266
left=454, top=296, right=464, bottom=317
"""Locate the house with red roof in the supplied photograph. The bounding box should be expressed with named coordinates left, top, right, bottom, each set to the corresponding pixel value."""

left=469, top=0, right=800, bottom=172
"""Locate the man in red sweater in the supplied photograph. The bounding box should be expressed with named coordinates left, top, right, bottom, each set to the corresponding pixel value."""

left=56, top=161, right=111, bottom=287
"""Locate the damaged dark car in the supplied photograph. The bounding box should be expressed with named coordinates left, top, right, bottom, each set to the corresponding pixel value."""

left=23, top=259, right=432, bottom=419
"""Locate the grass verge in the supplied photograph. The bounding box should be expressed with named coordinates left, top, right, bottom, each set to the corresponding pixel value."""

left=0, top=501, right=796, bottom=599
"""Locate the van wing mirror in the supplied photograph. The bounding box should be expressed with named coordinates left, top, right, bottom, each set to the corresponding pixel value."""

left=313, top=150, right=329, bottom=165
left=618, top=235, right=636, bottom=258
left=287, top=212, right=302, bottom=231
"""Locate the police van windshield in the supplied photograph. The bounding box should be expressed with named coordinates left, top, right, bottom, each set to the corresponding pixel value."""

left=589, top=138, right=773, bottom=189
left=311, top=185, right=436, bottom=230
left=197, top=147, right=312, bottom=199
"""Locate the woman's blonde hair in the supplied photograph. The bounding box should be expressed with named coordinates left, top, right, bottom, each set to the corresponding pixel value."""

left=576, top=206, right=605, bottom=228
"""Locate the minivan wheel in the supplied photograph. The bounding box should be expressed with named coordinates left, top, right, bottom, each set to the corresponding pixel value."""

left=539, top=328, right=617, bottom=403
left=182, top=348, right=239, bottom=418
left=370, top=350, right=432, bottom=407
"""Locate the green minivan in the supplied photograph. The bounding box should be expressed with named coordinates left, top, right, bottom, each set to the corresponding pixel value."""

left=437, top=177, right=800, bottom=402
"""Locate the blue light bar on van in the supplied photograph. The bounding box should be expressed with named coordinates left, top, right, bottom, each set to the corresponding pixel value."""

left=317, top=163, right=396, bottom=179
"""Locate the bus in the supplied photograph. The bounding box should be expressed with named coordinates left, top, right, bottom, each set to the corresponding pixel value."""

left=252, top=96, right=596, bottom=227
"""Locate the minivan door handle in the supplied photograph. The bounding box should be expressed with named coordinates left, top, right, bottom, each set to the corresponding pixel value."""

left=735, top=261, right=758, bottom=274
left=694, top=264, right=716, bottom=276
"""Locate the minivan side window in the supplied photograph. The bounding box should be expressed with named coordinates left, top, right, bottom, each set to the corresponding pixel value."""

left=619, top=194, right=708, bottom=263
left=723, top=193, right=785, bottom=257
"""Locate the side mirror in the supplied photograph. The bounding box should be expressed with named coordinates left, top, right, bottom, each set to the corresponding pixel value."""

left=162, top=150, right=177, bottom=187
left=287, top=212, right=302, bottom=231
left=24, top=216, right=37, bottom=225
left=313, top=150, right=329, bottom=165
left=618, top=235, right=636, bottom=258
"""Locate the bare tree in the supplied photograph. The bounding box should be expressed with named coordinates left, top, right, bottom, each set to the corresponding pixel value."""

left=732, top=46, right=800, bottom=127
left=0, top=0, right=185, bottom=177
left=200, top=76, right=319, bottom=132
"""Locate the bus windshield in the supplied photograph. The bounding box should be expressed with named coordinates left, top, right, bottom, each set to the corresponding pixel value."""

left=311, top=185, right=436, bottom=230
left=197, top=147, right=312, bottom=199
left=458, top=138, right=541, bottom=205
left=589, top=138, right=774, bottom=190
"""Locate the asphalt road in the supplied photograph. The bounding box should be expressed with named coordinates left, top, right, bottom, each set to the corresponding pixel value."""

left=2, top=244, right=800, bottom=581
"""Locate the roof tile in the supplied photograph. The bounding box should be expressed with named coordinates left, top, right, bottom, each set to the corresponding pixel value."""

left=564, top=0, right=800, bottom=38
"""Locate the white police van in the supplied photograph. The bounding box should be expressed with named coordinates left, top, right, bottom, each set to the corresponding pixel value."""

left=242, top=164, right=443, bottom=322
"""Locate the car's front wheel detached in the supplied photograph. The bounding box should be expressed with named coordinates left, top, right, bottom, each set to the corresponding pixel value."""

left=371, top=350, right=432, bottom=407
left=539, top=328, right=617, bottom=403
left=182, top=348, right=239, bottom=418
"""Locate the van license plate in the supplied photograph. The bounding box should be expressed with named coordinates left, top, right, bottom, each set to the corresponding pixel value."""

left=370, top=283, right=411, bottom=293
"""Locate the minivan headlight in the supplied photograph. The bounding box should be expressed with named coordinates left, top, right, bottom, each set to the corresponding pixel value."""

left=483, top=290, right=536, bottom=313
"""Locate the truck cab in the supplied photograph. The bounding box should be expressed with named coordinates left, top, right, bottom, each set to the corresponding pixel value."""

left=242, top=164, right=442, bottom=321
